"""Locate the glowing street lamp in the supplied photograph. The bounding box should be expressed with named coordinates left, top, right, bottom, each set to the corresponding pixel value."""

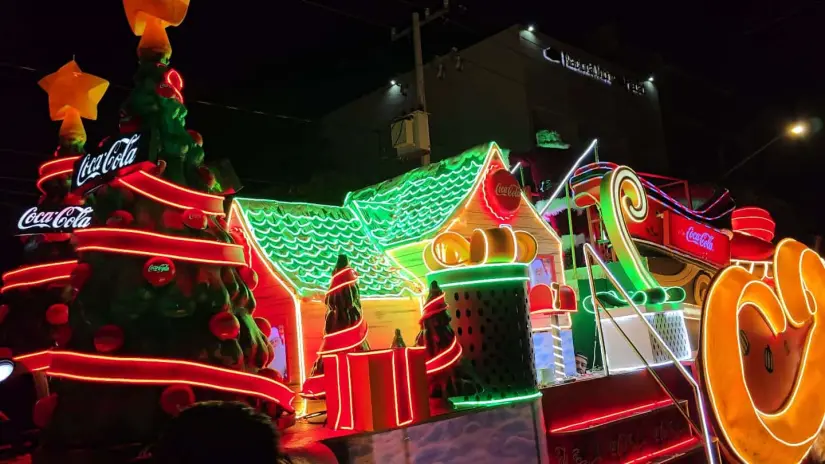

left=788, top=121, right=808, bottom=137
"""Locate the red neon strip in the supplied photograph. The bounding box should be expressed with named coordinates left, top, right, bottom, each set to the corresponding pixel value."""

left=74, top=228, right=245, bottom=266
left=421, top=294, right=446, bottom=316
left=531, top=308, right=577, bottom=315
left=14, top=350, right=295, bottom=412
left=36, top=168, right=73, bottom=193
left=549, top=399, right=673, bottom=433
left=39, top=156, right=79, bottom=177
left=402, top=348, right=415, bottom=425
left=317, top=322, right=369, bottom=355
left=1, top=260, right=77, bottom=293
left=425, top=337, right=462, bottom=375
left=117, top=170, right=225, bottom=216
left=622, top=437, right=699, bottom=464
left=326, top=278, right=358, bottom=295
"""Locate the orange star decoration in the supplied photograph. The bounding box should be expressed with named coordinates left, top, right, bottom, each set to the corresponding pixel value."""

left=123, top=0, right=190, bottom=60
left=38, top=61, right=109, bottom=145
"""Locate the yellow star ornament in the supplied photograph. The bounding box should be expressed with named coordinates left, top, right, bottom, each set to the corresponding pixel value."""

left=38, top=60, right=109, bottom=143
left=123, top=0, right=190, bottom=59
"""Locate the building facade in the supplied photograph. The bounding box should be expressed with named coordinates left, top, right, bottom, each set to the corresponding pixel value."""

left=320, top=25, right=667, bottom=184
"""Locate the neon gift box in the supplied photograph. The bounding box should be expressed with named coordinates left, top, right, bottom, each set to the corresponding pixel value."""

left=323, top=347, right=429, bottom=431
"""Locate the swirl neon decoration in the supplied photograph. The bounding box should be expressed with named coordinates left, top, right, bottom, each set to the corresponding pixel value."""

left=423, top=227, right=538, bottom=272
left=600, top=166, right=659, bottom=291
left=36, top=156, right=80, bottom=193
left=116, top=170, right=225, bottom=216
left=701, top=239, right=825, bottom=463
left=424, top=337, right=462, bottom=375
left=13, top=350, right=295, bottom=412
left=74, top=228, right=246, bottom=266
left=1, top=260, right=78, bottom=293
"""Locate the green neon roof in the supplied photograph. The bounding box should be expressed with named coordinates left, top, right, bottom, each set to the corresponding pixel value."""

left=345, top=143, right=492, bottom=248
left=234, top=199, right=419, bottom=298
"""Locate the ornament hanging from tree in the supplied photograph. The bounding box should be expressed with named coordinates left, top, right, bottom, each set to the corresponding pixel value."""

left=143, top=257, right=176, bottom=287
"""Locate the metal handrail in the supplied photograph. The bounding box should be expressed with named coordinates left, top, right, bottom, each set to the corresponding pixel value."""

left=582, top=243, right=717, bottom=464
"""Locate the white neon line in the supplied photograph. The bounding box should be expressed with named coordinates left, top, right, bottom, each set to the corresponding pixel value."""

left=538, top=138, right=598, bottom=216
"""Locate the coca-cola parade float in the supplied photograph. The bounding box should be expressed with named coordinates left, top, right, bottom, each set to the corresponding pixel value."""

left=3, top=2, right=825, bottom=463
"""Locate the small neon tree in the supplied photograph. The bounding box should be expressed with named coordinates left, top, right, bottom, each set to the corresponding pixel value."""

left=302, top=254, right=370, bottom=396
left=416, top=281, right=480, bottom=398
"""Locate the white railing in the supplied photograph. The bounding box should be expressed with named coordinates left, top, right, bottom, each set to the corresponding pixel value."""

left=582, top=243, right=717, bottom=464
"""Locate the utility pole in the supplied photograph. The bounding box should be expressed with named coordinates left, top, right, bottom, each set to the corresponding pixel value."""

left=392, top=1, right=449, bottom=166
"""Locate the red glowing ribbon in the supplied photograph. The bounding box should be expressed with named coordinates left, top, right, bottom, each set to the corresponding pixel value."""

left=424, top=337, right=462, bottom=375
left=317, top=318, right=369, bottom=356
left=1, top=260, right=77, bottom=293
left=14, top=350, right=295, bottom=412
left=116, top=170, right=225, bottom=216
left=36, top=157, right=80, bottom=193
left=74, top=228, right=246, bottom=266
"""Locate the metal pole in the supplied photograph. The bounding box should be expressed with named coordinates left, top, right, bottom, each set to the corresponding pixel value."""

left=564, top=183, right=579, bottom=282
left=412, top=12, right=429, bottom=166
left=719, top=133, right=782, bottom=181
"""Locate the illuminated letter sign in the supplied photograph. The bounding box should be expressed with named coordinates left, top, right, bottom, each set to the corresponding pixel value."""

left=16, top=205, right=94, bottom=235
left=542, top=47, right=645, bottom=95
left=482, top=168, right=521, bottom=221
left=71, top=133, right=148, bottom=193
left=663, top=211, right=729, bottom=267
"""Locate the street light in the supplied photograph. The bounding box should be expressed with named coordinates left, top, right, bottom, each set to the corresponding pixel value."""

left=720, top=119, right=814, bottom=181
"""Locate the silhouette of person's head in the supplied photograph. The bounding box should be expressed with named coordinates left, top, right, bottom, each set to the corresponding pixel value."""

left=152, top=401, right=285, bottom=463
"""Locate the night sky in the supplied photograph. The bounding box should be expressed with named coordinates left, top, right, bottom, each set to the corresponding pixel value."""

left=1, top=0, right=823, bottom=272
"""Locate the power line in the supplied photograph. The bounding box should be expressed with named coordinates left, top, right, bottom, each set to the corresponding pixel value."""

left=297, top=0, right=392, bottom=29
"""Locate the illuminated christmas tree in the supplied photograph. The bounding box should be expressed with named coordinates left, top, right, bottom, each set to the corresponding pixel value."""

left=31, top=3, right=289, bottom=460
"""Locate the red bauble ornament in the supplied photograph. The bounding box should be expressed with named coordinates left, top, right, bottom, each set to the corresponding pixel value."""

left=44, top=233, right=72, bottom=243
left=182, top=208, right=208, bottom=230
left=45, top=303, right=69, bottom=325
left=198, top=166, right=216, bottom=188
left=64, top=193, right=85, bottom=206
left=143, top=257, right=176, bottom=287
left=51, top=325, right=72, bottom=347
left=156, top=68, right=184, bottom=103
left=71, top=262, right=92, bottom=290
left=160, top=384, right=195, bottom=416
left=0, top=304, right=8, bottom=325
left=106, top=210, right=135, bottom=227
left=156, top=159, right=167, bottom=175
left=209, top=312, right=240, bottom=340
left=258, top=367, right=284, bottom=384
left=187, top=130, right=204, bottom=146
left=254, top=317, right=272, bottom=338
left=33, top=394, right=58, bottom=428
left=239, top=267, right=259, bottom=291
left=94, top=325, right=124, bottom=353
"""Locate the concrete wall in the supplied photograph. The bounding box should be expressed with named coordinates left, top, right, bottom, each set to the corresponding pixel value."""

left=320, top=26, right=668, bottom=183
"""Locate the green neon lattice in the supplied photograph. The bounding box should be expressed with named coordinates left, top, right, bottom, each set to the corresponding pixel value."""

left=346, top=144, right=490, bottom=248
left=235, top=199, right=418, bottom=298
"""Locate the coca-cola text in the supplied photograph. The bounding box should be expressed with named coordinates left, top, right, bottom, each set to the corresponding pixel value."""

left=73, top=134, right=142, bottom=189
left=17, top=206, right=93, bottom=234
left=685, top=226, right=715, bottom=251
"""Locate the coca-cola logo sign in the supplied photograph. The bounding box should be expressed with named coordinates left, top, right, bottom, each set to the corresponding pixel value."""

left=147, top=263, right=170, bottom=273
left=483, top=168, right=522, bottom=220
left=71, top=133, right=148, bottom=193
left=16, top=205, right=93, bottom=235
left=685, top=226, right=714, bottom=251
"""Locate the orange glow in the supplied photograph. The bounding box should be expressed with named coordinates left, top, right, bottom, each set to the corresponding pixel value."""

left=117, top=170, right=225, bottom=215
left=701, top=238, right=825, bottom=463
left=14, top=350, right=295, bottom=412
left=75, top=228, right=245, bottom=266
left=1, top=260, right=77, bottom=293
